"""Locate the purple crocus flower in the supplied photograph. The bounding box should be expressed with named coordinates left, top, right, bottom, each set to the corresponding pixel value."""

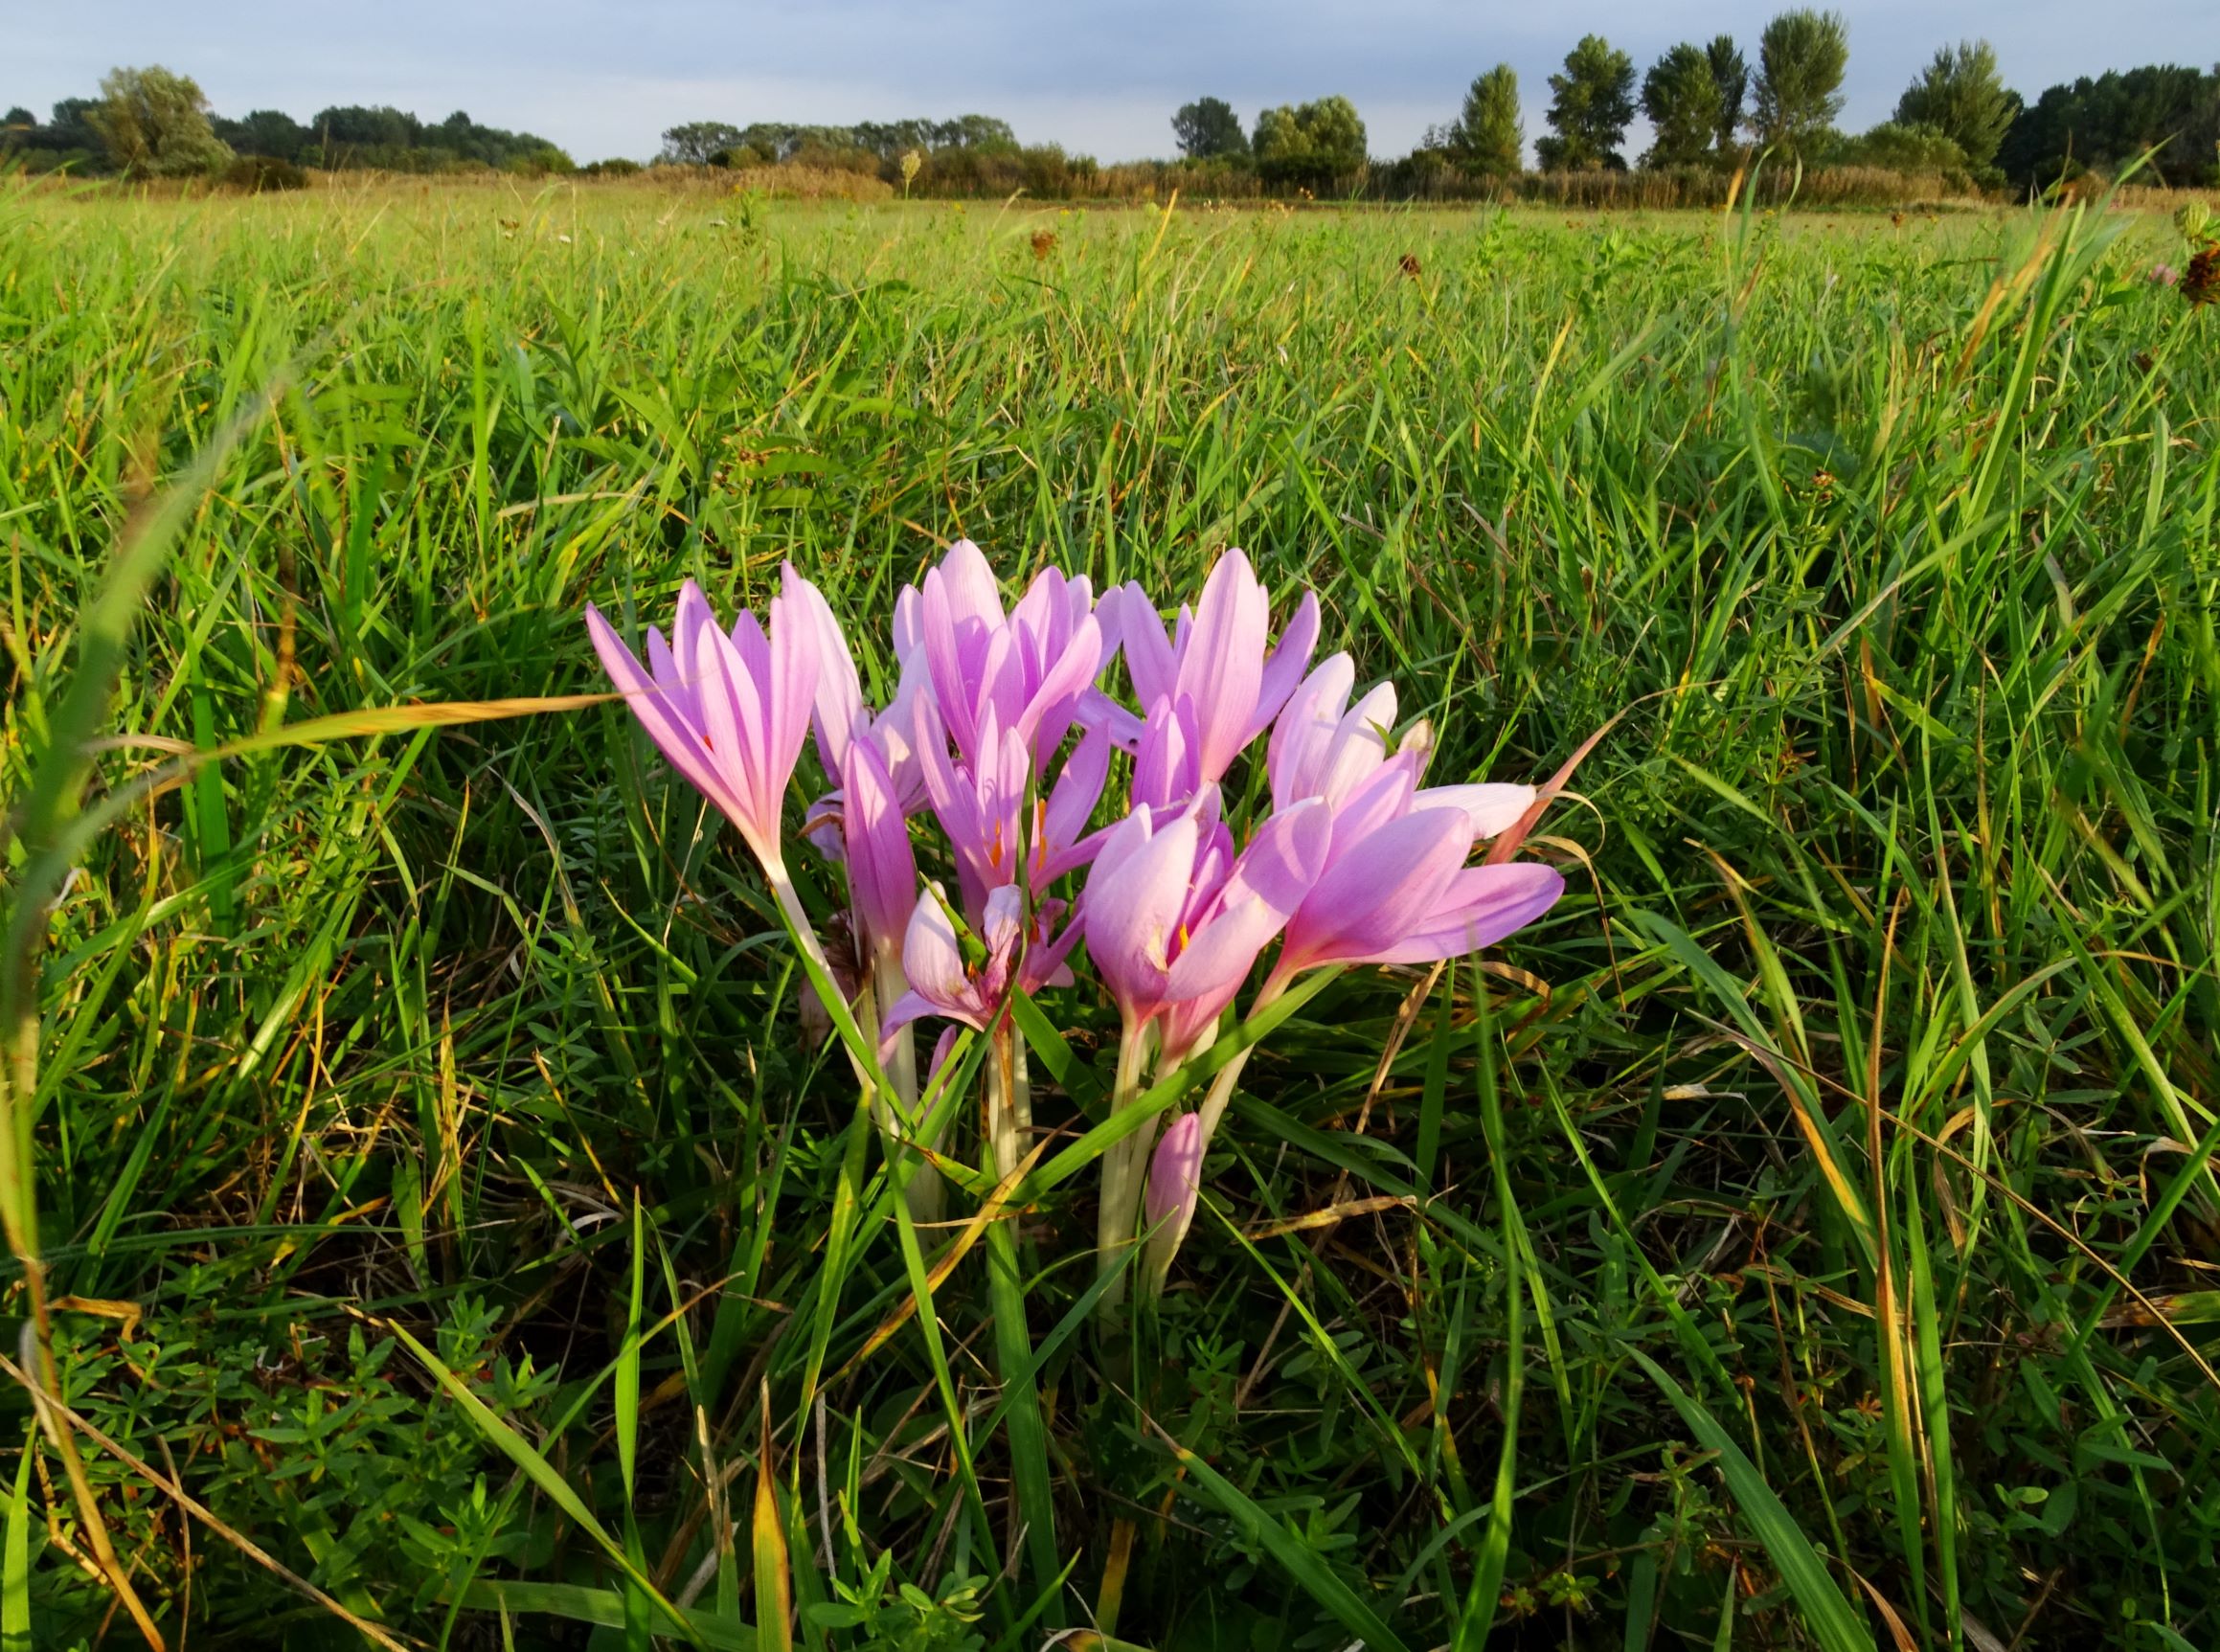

left=586, top=576, right=820, bottom=872
left=881, top=883, right=1079, bottom=1048
left=916, top=696, right=1031, bottom=923
left=1144, top=1111, right=1204, bottom=1288
left=1129, top=696, right=1201, bottom=814
left=914, top=543, right=1110, bottom=771
left=1271, top=653, right=1535, bottom=835
left=1270, top=801, right=1564, bottom=984
left=1145, top=1110, right=1198, bottom=1243
left=782, top=564, right=931, bottom=821
left=1029, top=721, right=1114, bottom=886
left=1083, top=790, right=1331, bottom=1057
left=917, top=691, right=1117, bottom=923
left=1117, top=551, right=1319, bottom=794
left=838, top=736, right=917, bottom=962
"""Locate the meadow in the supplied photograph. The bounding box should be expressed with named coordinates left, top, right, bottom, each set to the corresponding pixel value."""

left=0, top=176, right=2214, bottom=1649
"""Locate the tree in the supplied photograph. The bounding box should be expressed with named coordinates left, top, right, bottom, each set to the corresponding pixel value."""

left=1706, top=36, right=1749, bottom=152
left=40, top=99, right=101, bottom=154
left=1996, top=64, right=2219, bottom=189
left=1172, top=97, right=1249, bottom=160
left=1894, top=40, right=2018, bottom=172
left=88, top=66, right=231, bottom=176
left=1449, top=65, right=1524, bottom=176
left=1538, top=34, right=1636, bottom=170
left=928, top=115, right=1018, bottom=152
left=658, top=121, right=743, bottom=167
left=1642, top=44, right=1726, bottom=167
left=1750, top=10, right=1849, bottom=156
left=214, top=108, right=309, bottom=163
left=1252, top=96, right=1367, bottom=189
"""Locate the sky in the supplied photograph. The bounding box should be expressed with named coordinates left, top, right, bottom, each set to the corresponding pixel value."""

left=11, top=1, right=2212, bottom=165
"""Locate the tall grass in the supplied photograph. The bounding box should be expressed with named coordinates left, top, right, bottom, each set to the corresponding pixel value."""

left=0, top=178, right=2213, bottom=1649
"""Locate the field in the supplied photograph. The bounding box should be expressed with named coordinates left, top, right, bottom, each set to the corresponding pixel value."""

left=1, top=178, right=2215, bottom=1650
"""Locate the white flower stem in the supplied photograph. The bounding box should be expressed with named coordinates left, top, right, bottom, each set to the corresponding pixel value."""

left=1094, top=1025, right=1155, bottom=1310
left=988, top=1018, right=1022, bottom=1184
left=876, top=946, right=941, bottom=1226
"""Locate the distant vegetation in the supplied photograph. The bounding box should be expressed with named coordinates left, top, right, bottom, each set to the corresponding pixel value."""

left=2, top=69, right=574, bottom=181
left=5, top=26, right=2218, bottom=202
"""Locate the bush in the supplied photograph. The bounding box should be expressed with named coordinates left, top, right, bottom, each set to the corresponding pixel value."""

left=503, top=145, right=574, bottom=177
left=720, top=165, right=894, bottom=202
left=221, top=153, right=308, bottom=192
left=1844, top=121, right=1972, bottom=188
left=580, top=157, right=643, bottom=178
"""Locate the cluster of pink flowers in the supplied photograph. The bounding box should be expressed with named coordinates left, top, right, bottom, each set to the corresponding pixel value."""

left=588, top=542, right=1564, bottom=1300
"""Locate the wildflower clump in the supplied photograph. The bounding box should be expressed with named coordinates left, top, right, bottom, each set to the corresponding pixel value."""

left=588, top=543, right=1571, bottom=1301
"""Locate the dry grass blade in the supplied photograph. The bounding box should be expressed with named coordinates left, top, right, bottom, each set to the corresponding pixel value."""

left=1246, top=1194, right=1416, bottom=1240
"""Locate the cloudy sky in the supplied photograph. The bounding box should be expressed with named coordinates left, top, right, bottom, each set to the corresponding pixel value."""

left=12, top=1, right=2210, bottom=164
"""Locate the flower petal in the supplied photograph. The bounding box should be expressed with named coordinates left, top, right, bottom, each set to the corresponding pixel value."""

left=782, top=564, right=861, bottom=776
left=1268, top=652, right=1355, bottom=808
left=1362, top=863, right=1566, bottom=964
left=1145, top=1112, right=1204, bottom=1233
left=1120, top=583, right=1177, bottom=713
left=1413, top=783, right=1537, bottom=842
left=841, top=738, right=917, bottom=959
left=1165, top=799, right=1329, bottom=1005
left=1082, top=808, right=1198, bottom=1025
left=899, top=886, right=975, bottom=1012
left=1281, top=805, right=1472, bottom=973
left=1016, top=614, right=1102, bottom=761
left=1176, top=550, right=1267, bottom=782
left=1245, top=586, right=1321, bottom=746
left=766, top=581, right=821, bottom=797
left=938, top=538, right=1005, bottom=630
left=588, top=604, right=739, bottom=825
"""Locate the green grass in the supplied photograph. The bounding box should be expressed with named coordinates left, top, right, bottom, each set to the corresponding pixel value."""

left=1, top=176, right=2215, bottom=1650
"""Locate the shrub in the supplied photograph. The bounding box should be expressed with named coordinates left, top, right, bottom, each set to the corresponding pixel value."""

left=720, top=165, right=894, bottom=202
left=503, top=145, right=575, bottom=177
left=221, top=153, right=308, bottom=192
left=580, top=157, right=643, bottom=178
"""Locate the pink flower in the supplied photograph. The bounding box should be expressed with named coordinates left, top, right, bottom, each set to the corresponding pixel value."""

left=838, top=736, right=917, bottom=962
left=1117, top=551, right=1319, bottom=795
left=586, top=577, right=820, bottom=870
left=1083, top=790, right=1331, bottom=1058
left=1271, top=653, right=1534, bottom=834
left=914, top=542, right=1109, bottom=771
left=881, top=883, right=1078, bottom=1049
left=1145, top=1112, right=1203, bottom=1238
left=917, top=693, right=1116, bottom=923
left=782, top=564, right=931, bottom=815
left=1271, top=795, right=1563, bottom=983
left=917, top=696, right=1030, bottom=922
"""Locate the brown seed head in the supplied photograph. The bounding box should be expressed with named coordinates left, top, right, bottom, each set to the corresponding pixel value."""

left=1398, top=252, right=1421, bottom=278
left=1031, top=228, right=1056, bottom=261
left=2184, top=245, right=2220, bottom=307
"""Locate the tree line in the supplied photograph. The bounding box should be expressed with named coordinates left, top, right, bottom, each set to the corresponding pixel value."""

left=2, top=67, right=575, bottom=180
left=7, top=31, right=2217, bottom=199
left=1169, top=17, right=2216, bottom=192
